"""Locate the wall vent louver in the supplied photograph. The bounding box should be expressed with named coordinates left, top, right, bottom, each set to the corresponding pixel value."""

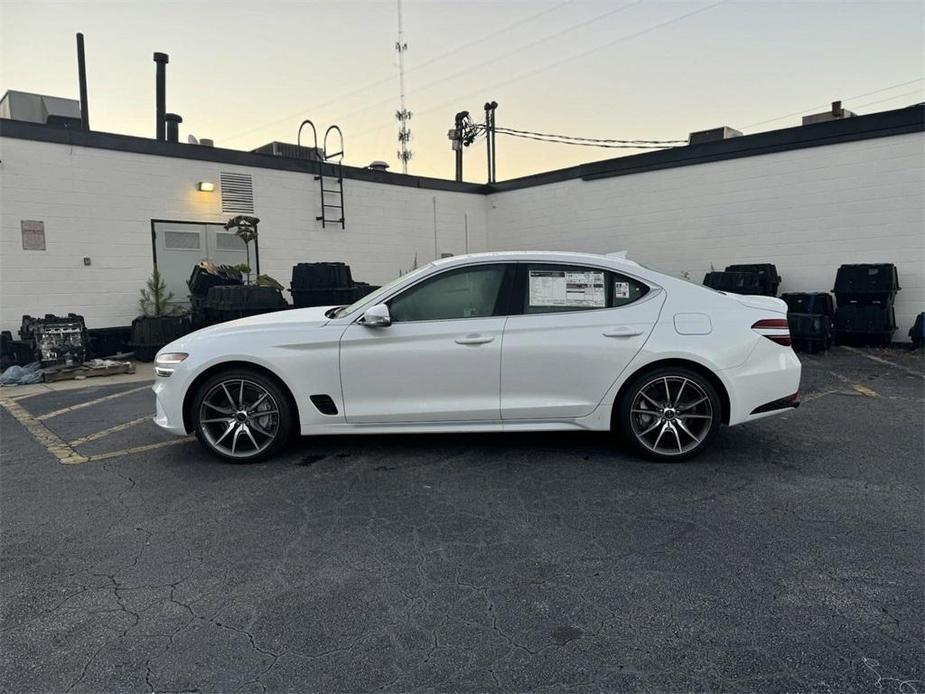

left=220, top=172, right=255, bottom=213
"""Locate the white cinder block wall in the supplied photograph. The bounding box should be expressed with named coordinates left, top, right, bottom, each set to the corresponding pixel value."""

left=0, top=138, right=487, bottom=332
left=1, top=128, right=923, bottom=339
left=487, top=133, right=925, bottom=339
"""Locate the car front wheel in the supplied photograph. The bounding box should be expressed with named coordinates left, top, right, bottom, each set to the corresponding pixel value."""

left=192, top=368, right=293, bottom=463
left=617, top=367, right=721, bottom=462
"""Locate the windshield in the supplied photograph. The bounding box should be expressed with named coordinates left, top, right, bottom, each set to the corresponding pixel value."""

left=331, top=263, right=433, bottom=318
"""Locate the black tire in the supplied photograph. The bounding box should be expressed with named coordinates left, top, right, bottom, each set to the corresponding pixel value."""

left=616, top=366, right=722, bottom=462
left=191, top=367, right=293, bottom=463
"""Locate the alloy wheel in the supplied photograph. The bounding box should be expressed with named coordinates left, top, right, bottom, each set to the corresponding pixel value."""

left=198, top=379, right=280, bottom=459
left=629, top=375, right=714, bottom=457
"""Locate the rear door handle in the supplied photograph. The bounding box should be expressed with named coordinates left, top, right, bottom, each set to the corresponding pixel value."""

left=603, top=327, right=644, bottom=338
left=455, top=334, right=495, bottom=345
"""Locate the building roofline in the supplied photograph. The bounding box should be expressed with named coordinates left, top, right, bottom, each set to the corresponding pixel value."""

left=1, top=104, right=922, bottom=195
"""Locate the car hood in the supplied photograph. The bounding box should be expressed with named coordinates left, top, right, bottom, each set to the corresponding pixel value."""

left=160, top=305, right=340, bottom=355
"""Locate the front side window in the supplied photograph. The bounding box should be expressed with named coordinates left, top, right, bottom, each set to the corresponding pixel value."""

left=389, top=265, right=507, bottom=322
left=523, top=264, right=649, bottom=314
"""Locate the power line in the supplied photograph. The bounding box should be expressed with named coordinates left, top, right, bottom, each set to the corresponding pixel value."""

left=351, top=0, right=727, bottom=142
left=490, top=129, right=679, bottom=150
left=740, top=77, right=925, bottom=131
left=851, top=89, right=924, bottom=111
left=217, top=0, right=574, bottom=145
left=322, top=0, right=648, bottom=137
left=488, top=125, right=686, bottom=145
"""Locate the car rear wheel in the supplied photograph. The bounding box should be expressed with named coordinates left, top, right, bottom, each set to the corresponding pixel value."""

left=617, top=367, right=721, bottom=462
left=192, top=368, right=293, bottom=463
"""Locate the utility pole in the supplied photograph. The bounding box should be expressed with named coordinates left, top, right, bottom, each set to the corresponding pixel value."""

left=448, top=111, right=476, bottom=182
left=484, top=101, right=498, bottom=183
left=395, top=0, right=413, bottom=173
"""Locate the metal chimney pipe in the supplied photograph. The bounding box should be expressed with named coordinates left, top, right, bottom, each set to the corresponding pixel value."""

left=165, top=113, right=182, bottom=143
left=76, top=33, right=90, bottom=130
left=153, top=52, right=169, bottom=140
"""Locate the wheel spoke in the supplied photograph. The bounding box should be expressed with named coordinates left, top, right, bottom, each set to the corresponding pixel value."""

left=639, top=391, right=662, bottom=408
left=238, top=380, right=245, bottom=409
left=681, top=413, right=711, bottom=420
left=639, top=419, right=662, bottom=437
left=673, top=379, right=688, bottom=407
left=242, top=424, right=260, bottom=450
left=676, top=418, right=701, bottom=443
left=214, top=421, right=236, bottom=445
left=679, top=396, right=707, bottom=412
left=252, top=409, right=279, bottom=418
left=231, top=425, right=244, bottom=455
left=663, top=377, right=671, bottom=404
left=632, top=408, right=657, bottom=416
left=247, top=392, right=269, bottom=413
left=204, top=401, right=233, bottom=415
left=652, top=422, right=668, bottom=450
left=671, top=424, right=683, bottom=453
left=201, top=417, right=233, bottom=424
left=249, top=419, right=274, bottom=438
left=221, top=383, right=236, bottom=409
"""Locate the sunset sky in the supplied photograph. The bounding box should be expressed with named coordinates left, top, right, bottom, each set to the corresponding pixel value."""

left=1, top=0, right=922, bottom=182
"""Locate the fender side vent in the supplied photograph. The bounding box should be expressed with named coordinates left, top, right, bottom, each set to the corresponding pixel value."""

left=310, top=394, right=338, bottom=415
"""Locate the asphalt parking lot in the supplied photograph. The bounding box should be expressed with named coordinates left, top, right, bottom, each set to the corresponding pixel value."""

left=1, top=347, right=922, bottom=693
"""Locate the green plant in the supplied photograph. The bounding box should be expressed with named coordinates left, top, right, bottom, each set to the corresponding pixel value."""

left=138, top=268, right=180, bottom=317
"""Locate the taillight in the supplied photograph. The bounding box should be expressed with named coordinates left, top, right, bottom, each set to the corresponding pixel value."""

left=752, top=318, right=791, bottom=346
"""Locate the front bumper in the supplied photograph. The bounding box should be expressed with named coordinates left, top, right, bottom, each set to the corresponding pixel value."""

left=152, top=377, right=189, bottom=436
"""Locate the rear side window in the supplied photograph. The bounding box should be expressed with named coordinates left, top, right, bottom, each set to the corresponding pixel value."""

left=520, top=264, right=649, bottom=314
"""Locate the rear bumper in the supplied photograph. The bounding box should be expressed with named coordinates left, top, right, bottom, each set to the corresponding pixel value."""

left=723, top=339, right=802, bottom=425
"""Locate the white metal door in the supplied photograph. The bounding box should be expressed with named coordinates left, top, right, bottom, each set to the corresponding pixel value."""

left=500, top=265, right=663, bottom=420
left=152, top=222, right=250, bottom=306
left=339, top=318, right=506, bottom=423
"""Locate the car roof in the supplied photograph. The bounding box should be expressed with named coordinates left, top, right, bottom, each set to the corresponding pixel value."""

left=430, top=250, right=646, bottom=273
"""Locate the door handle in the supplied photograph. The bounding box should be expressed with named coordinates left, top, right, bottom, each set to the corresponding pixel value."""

left=455, top=334, right=495, bottom=345
left=603, top=327, right=644, bottom=338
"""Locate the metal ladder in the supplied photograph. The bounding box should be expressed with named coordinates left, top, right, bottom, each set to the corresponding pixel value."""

left=298, top=120, right=346, bottom=230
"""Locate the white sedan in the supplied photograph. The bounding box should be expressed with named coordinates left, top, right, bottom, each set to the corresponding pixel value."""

left=153, top=251, right=801, bottom=463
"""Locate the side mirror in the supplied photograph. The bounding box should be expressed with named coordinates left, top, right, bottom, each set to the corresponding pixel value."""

left=359, top=303, right=391, bottom=327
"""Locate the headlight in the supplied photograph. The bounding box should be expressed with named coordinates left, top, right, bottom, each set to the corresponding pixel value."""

left=155, top=352, right=188, bottom=377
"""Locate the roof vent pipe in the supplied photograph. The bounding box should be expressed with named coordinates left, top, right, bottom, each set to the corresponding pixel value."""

left=76, top=33, right=90, bottom=130
left=153, top=52, right=168, bottom=140
left=165, top=113, right=182, bottom=143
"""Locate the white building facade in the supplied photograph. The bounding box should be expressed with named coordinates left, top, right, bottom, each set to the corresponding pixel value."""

left=1, top=105, right=922, bottom=338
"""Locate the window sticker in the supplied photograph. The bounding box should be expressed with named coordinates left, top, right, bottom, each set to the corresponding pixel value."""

left=614, top=281, right=630, bottom=299
left=529, top=270, right=605, bottom=307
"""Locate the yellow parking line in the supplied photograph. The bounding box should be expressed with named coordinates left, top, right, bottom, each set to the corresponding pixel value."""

left=852, top=384, right=879, bottom=398
left=86, top=438, right=191, bottom=462
left=36, top=385, right=151, bottom=421
left=0, top=397, right=87, bottom=465
left=69, top=416, right=151, bottom=446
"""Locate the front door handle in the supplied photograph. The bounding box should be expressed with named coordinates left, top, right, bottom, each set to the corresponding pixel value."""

left=455, top=334, right=495, bottom=345
left=603, top=326, right=644, bottom=338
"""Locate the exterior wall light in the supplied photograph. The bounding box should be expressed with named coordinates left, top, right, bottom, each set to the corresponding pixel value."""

left=198, top=181, right=215, bottom=192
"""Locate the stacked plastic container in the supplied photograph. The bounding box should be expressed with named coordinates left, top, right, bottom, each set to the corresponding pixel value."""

left=289, top=263, right=381, bottom=308
left=781, top=293, right=835, bottom=353
left=703, top=264, right=781, bottom=297
left=832, top=264, right=900, bottom=347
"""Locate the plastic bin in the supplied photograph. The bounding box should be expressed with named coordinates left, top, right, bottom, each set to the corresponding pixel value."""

left=204, top=285, right=289, bottom=325
left=910, top=313, right=924, bottom=349
left=725, top=264, right=781, bottom=296
left=703, top=271, right=762, bottom=295
left=834, top=304, right=896, bottom=347
left=129, top=315, right=192, bottom=362
left=787, top=313, right=833, bottom=354
left=290, top=287, right=357, bottom=308
left=833, top=264, right=900, bottom=305
left=782, top=292, right=835, bottom=317
left=291, top=262, right=353, bottom=290
left=187, top=263, right=243, bottom=297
